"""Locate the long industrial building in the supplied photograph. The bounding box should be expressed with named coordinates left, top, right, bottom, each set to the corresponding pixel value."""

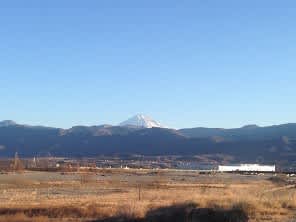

left=218, top=164, right=276, bottom=172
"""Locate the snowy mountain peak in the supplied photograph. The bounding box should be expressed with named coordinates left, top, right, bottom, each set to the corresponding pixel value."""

left=119, top=114, right=163, bottom=128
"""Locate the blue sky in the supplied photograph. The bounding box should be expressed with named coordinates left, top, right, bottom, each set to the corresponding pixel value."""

left=0, top=1, right=296, bottom=129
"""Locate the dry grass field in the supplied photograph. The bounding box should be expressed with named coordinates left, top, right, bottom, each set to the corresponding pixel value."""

left=0, top=169, right=296, bottom=222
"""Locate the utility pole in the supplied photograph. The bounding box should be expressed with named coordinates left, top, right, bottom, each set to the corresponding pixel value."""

left=138, top=184, right=141, bottom=201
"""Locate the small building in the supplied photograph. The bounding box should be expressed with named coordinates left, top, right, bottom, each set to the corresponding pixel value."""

left=218, top=164, right=275, bottom=172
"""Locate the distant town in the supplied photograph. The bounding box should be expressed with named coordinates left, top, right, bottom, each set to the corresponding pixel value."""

left=2, top=153, right=296, bottom=174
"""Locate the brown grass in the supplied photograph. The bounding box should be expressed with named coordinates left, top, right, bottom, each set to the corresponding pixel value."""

left=0, top=170, right=295, bottom=221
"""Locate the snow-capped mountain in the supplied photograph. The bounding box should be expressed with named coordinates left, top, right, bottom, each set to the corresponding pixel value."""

left=119, top=114, right=163, bottom=128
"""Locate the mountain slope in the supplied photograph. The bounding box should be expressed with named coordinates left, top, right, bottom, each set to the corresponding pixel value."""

left=178, top=124, right=296, bottom=141
left=0, top=120, right=17, bottom=127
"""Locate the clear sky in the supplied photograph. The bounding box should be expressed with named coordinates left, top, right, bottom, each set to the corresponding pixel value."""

left=0, top=1, right=296, bottom=129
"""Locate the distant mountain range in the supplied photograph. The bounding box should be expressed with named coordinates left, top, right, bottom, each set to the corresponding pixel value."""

left=0, top=116, right=296, bottom=164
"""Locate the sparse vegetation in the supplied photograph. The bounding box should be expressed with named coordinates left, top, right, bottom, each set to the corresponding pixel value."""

left=0, top=169, right=295, bottom=221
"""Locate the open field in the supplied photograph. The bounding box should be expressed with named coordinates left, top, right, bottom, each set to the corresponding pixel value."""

left=0, top=169, right=296, bottom=222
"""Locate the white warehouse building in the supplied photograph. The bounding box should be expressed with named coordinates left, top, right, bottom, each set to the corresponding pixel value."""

left=218, top=164, right=276, bottom=172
